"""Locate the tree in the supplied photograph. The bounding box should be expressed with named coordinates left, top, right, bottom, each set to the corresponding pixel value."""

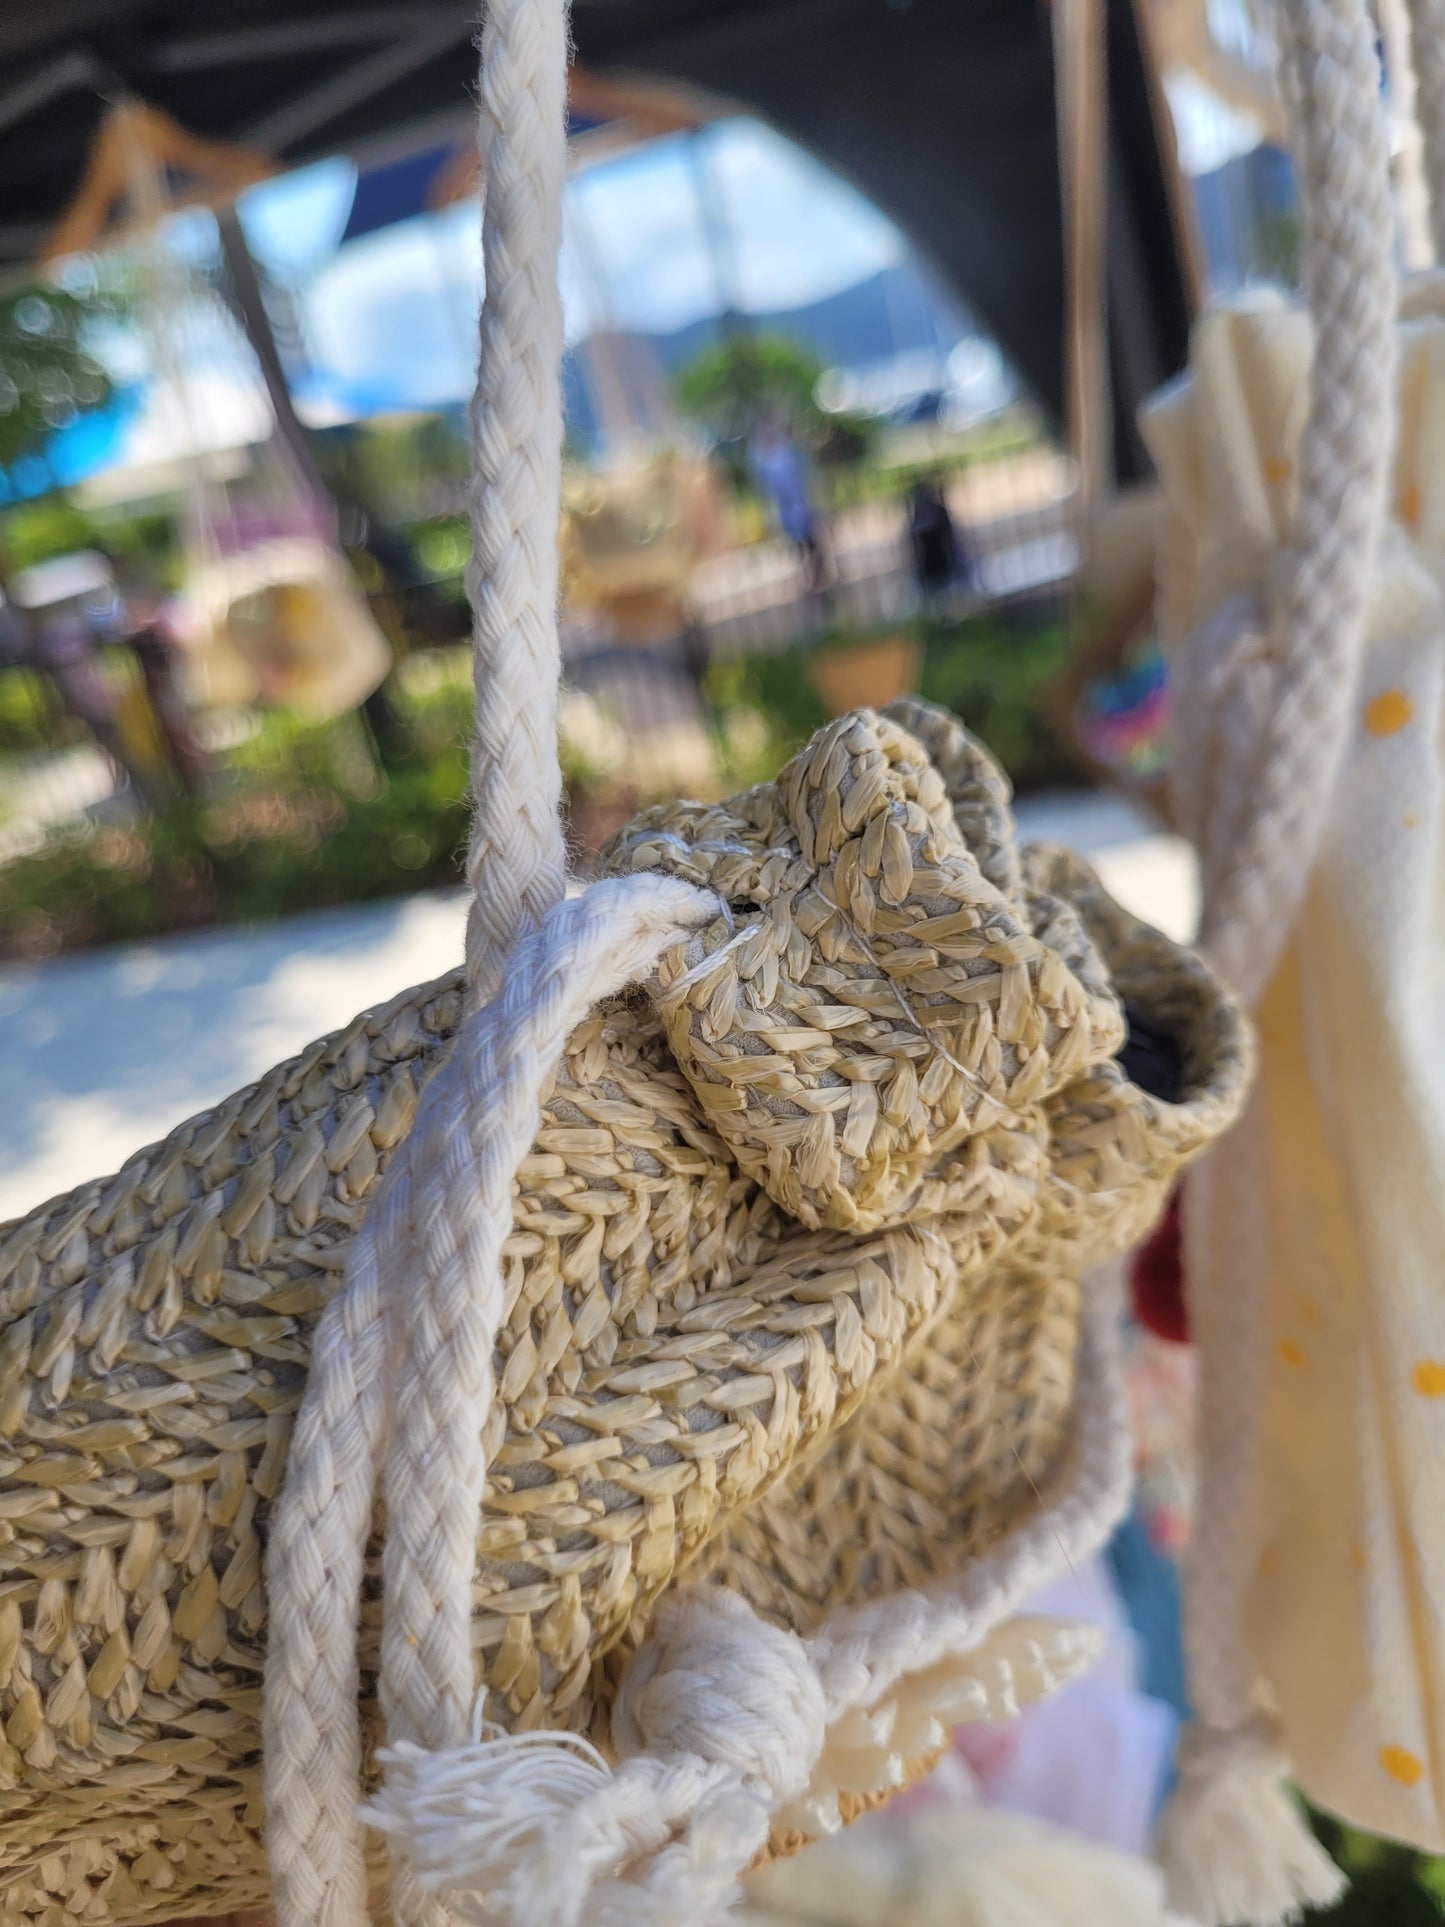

left=675, top=333, right=826, bottom=444
left=0, top=283, right=115, bottom=474
left=674, top=332, right=877, bottom=477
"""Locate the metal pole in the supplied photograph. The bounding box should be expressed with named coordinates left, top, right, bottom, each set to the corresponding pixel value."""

left=1054, top=0, right=1114, bottom=511
left=214, top=202, right=332, bottom=511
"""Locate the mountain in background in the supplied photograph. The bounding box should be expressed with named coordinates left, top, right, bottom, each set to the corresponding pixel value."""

left=563, top=255, right=972, bottom=444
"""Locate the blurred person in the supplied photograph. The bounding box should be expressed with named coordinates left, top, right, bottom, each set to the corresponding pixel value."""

left=749, top=412, right=828, bottom=598
left=110, top=558, right=212, bottom=798
left=908, top=471, right=968, bottom=607
left=0, top=584, right=26, bottom=669
left=27, top=589, right=158, bottom=807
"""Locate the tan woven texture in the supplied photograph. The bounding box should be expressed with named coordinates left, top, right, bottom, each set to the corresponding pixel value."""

left=0, top=702, right=1249, bottom=1922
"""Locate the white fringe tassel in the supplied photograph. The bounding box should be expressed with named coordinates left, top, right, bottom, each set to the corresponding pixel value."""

left=366, top=1729, right=614, bottom=1920
left=364, top=1592, right=825, bottom=1927
left=364, top=1725, right=765, bottom=1927
left=1156, top=1720, right=1345, bottom=1927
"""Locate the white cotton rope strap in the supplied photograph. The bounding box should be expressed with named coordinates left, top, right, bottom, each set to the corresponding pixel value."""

left=1193, top=0, right=1396, bottom=1006
left=262, top=876, right=718, bottom=1926
left=461, top=0, right=569, bottom=1013
left=1406, top=0, right=1445, bottom=264
left=374, top=877, right=716, bottom=1784
left=361, top=1277, right=1133, bottom=1927
left=1157, top=0, right=1397, bottom=1921
left=260, top=0, right=624, bottom=1918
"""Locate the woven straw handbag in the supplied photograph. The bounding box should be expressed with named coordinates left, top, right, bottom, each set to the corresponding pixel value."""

left=0, top=9, right=1250, bottom=1925
left=0, top=688, right=1247, bottom=1925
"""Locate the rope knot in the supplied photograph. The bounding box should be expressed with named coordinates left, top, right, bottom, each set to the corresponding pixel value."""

left=1173, top=1712, right=1284, bottom=1786
left=612, top=1588, right=827, bottom=1806
left=364, top=1589, right=827, bottom=1927
left=1158, top=1710, right=1345, bottom=1925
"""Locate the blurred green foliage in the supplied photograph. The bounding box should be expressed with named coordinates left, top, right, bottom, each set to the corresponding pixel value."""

left=0, top=668, right=72, bottom=754
left=0, top=494, right=180, bottom=586
left=0, top=671, right=473, bottom=960
left=0, top=608, right=1083, bottom=960
left=674, top=332, right=878, bottom=485
left=0, top=285, right=114, bottom=472
left=1306, top=1811, right=1445, bottom=1922
left=918, top=613, right=1079, bottom=791
left=707, top=610, right=1082, bottom=797
left=315, top=415, right=471, bottom=531
left=0, top=644, right=685, bottom=958
left=676, top=333, right=828, bottom=443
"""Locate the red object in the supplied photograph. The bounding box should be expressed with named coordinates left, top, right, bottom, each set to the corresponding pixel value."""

left=1131, top=1190, right=1189, bottom=1343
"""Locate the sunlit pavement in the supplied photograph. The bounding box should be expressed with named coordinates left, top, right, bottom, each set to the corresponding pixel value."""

left=0, top=792, right=1194, bottom=1225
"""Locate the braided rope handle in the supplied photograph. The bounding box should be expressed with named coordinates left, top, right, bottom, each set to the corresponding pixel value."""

left=461, top=0, right=569, bottom=1013
left=382, top=0, right=570, bottom=1772
left=1161, top=2, right=1397, bottom=1920
left=261, top=7, right=713, bottom=1922
left=1189, top=0, right=1396, bottom=1002
left=1406, top=0, right=1445, bottom=262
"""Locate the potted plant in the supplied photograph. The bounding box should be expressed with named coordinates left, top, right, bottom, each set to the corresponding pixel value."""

left=807, top=619, right=923, bottom=717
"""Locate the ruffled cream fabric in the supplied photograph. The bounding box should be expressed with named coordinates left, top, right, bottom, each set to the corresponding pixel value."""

left=1143, top=277, right=1445, bottom=1846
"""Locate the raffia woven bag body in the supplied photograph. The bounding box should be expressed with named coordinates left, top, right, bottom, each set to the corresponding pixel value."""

left=0, top=695, right=1247, bottom=1923
left=0, top=8, right=1249, bottom=1922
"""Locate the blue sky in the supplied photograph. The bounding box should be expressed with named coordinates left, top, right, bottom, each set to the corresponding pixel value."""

left=561, top=122, right=906, bottom=329
left=228, top=87, right=1269, bottom=420
left=65, top=76, right=1271, bottom=476
left=235, top=119, right=910, bottom=417
left=43, top=117, right=925, bottom=483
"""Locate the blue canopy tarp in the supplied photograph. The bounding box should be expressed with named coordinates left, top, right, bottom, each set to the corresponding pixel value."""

left=0, top=388, right=141, bottom=507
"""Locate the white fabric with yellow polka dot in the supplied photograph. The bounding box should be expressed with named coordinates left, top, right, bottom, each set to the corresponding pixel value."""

left=1143, top=277, right=1445, bottom=1850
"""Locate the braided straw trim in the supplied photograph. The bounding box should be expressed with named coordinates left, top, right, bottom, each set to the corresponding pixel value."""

left=756, top=1758, right=945, bottom=1869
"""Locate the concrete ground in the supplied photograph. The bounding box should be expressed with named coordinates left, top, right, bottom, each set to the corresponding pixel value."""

left=0, top=792, right=1195, bottom=1226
